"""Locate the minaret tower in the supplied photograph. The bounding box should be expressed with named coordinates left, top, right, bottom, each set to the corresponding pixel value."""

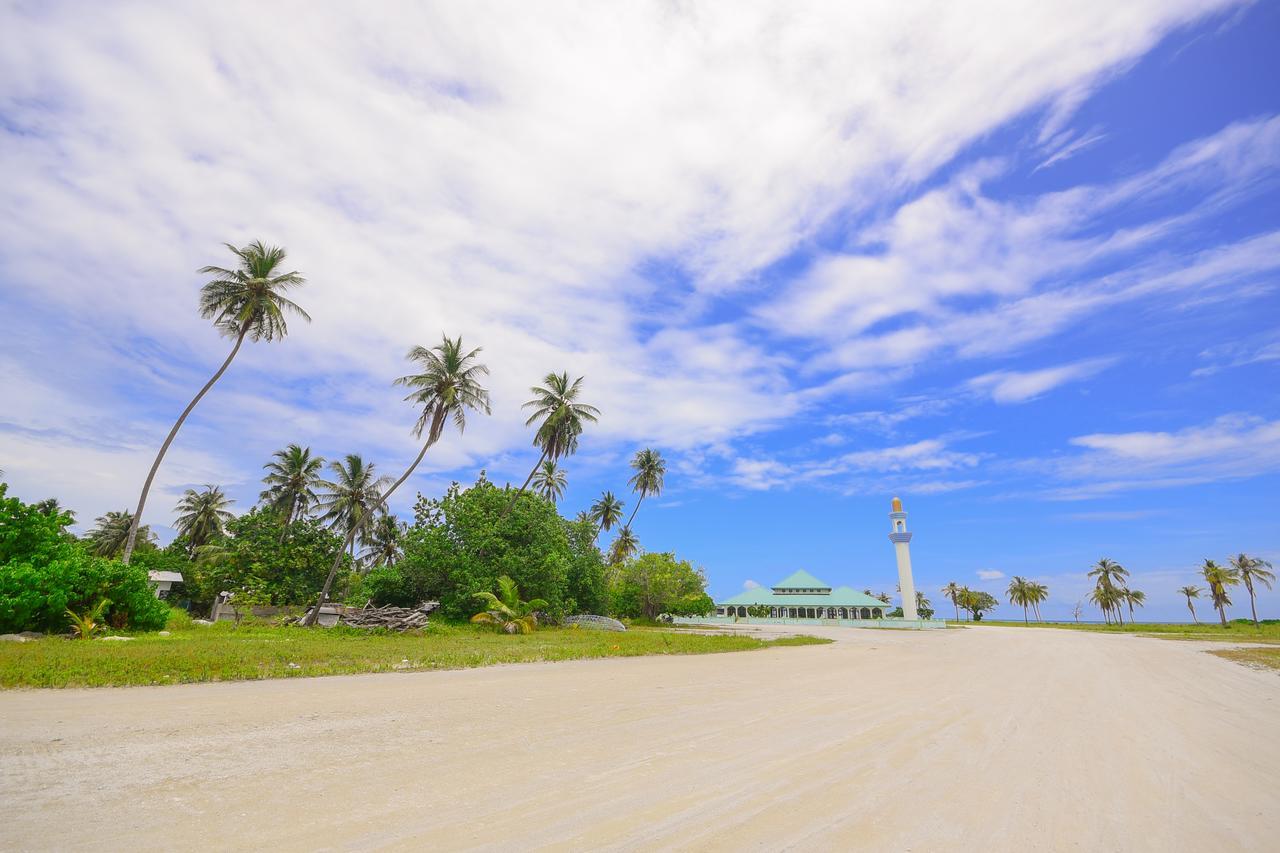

left=889, top=496, right=918, bottom=620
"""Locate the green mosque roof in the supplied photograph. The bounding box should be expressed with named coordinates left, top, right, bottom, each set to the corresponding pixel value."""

left=719, top=577, right=891, bottom=608
left=771, top=570, right=830, bottom=590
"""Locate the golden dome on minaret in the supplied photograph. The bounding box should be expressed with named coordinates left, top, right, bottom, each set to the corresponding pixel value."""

left=891, top=496, right=903, bottom=512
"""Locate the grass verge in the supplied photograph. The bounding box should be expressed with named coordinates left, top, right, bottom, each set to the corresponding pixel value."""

left=0, top=622, right=831, bottom=689
left=959, top=620, right=1280, bottom=644
left=1207, top=647, right=1280, bottom=672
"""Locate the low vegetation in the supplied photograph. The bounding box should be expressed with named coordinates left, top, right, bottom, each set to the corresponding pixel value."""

left=1207, top=647, right=1280, bottom=672
left=969, top=619, right=1280, bottom=644
left=0, top=621, right=830, bottom=689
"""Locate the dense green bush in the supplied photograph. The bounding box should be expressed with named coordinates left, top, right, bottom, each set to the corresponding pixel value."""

left=184, top=508, right=351, bottom=609
left=370, top=479, right=610, bottom=620
left=610, top=551, right=714, bottom=619
left=0, top=484, right=169, bottom=633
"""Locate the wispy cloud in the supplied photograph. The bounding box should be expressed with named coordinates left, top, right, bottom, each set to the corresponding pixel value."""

left=966, top=358, right=1116, bottom=404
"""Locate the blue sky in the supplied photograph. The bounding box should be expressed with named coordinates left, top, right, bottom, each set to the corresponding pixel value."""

left=1, top=1, right=1277, bottom=621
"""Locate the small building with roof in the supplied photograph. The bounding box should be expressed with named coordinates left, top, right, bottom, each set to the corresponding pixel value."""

left=715, top=570, right=892, bottom=620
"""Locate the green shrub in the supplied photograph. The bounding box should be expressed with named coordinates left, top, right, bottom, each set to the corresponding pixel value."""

left=0, top=484, right=169, bottom=633
left=165, top=607, right=194, bottom=631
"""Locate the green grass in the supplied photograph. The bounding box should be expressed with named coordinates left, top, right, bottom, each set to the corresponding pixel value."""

left=959, top=619, right=1280, bottom=644
left=1208, top=647, right=1280, bottom=672
left=0, top=622, right=831, bottom=689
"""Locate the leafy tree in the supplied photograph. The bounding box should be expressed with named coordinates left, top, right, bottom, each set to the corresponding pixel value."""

left=1178, top=585, right=1202, bottom=624
left=531, top=459, right=567, bottom=503
left=33, top=498, right=76, bottom=530
left=470, top=575, right=548, bottom=634
left=956, top=587, right=998, bottom=621
left=941, top=581, right=962, bottom=621
left=85, top=510, right=153, bottom=558
left=308, top=336, right=490, bottom=624
left=123, top=241, right=309, bottom=564
left=259, top=444, right=325, bottom=525
left=506, top=372, right=600, bottom=512
left=173, top=485, right=234, bottom=556
left=610, top=552, right=714, bottom=619
left=589, top=491, right=625, bottom=536
left=747, top=604, right=772, bottom=618
left=1201, top=559, right=1240, bottom=627
left=1230, top=553, right=1275, bottom=627
left=1, top=484, right=168, bottom=632
left=563, top=515, right=609, bottom=615
left=625, top=448, right=666, bottom=528
left=379, top=480, right=575, bottom=619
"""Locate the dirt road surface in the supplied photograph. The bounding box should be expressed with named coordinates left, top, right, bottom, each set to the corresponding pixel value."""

left=1, top=625, right=1276, bottom=851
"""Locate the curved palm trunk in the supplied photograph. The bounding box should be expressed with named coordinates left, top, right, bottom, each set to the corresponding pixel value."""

left=1187, top=599, right=1198, bottom=624
left=626, top=492, right=647, bottom=528
left=500, top=446, right=549, bottom=518
left=122, top=323, right=249, bottom=564
left=953, top=600, right=960, bottom=621
left=304, top=409, right=444, bottom=626
left=1022, top=605, right=1028, bottom=625
left=1245, top=579, right=1258, bottom=626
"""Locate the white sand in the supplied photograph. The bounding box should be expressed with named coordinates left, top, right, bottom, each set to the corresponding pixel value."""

left=1, top=624, right=1276, bottom=851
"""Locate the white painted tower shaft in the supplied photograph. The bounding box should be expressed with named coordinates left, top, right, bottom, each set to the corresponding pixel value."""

left=889, top=497, right=918, bottom=621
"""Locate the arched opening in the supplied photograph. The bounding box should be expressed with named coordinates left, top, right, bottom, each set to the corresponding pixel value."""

left=873, top=608, right=883, bottom=619
left=737, top=606, right=747, bottom=617
left=860, top=607, right=871, bottom=619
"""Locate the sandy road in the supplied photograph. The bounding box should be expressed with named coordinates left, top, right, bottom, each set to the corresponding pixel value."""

left=1, top=625, right=1276, bottom=852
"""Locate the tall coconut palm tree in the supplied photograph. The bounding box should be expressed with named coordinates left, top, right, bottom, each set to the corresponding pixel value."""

left=531, top=459, right=567, bottom=503
left=625, top=448, right=666, bottom=528
left=307, top=336, right=491, bottom=624
left=259, top=444, right=325, bottom=526
left=608, top=525, right=640, bottom=566
left=505, top=372, right=599, bottom=514
left=318, top=454, right=393, bottom=564
left=361, top=513, right=405, bottom=568
left=173, top=485, right=235, bottom=557
left=1006, top=576, right=1031, bottom=624
left=86, top=510, right=153, bottom=558
left=1088, top=557, right=1129, bottom=592
left=1201, top=559, right=1240, bottom=627
left=1122, top=588, right=1146, bottom=623
left=589, top=491, right=625, bottom=536
left=941, top=581, right=962, bottom=621
left=122, top=241, right=309, bottom=564
left=1178, top=585, right=1202, bottom=624
left=1027, top=582, right=1049, bottom=622
left=1088, top=585, right=1120, bottom=625
left=1230, top=553, right=1275, bottom=627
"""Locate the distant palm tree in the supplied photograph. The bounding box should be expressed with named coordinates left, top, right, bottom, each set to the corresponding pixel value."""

left=1006, top=576, right=1031, bottom=624
left=1088, top=558, right=1129, bottom=625
left=1201, top=559, right=1240, bottom=627
left=573, top=510, right=592, bottom=525
left=86, top=510, right=153, bottom=558
left=941, top=581, right=962, bottom=621
left=1027, top=582, right=1049, bottom=622
left=589, top=491, right=625, bottom=536
left=1087, top=585, right=1120, bottom=625
left=307, top=337, right=490, bottom=624
left=625, top=448, right=666, bottom=528
left=318, top=454, right=394, bottom=564
left=173, top=485, right=235, bottom=556
left=1178, top=585, right=1202, bottom=624
left=1122, top=588, right=1146, bottom=623
left=34, top=498, right=76, bottom=531
left=915, top=591, right=933, bottom=619
left=260, top=444, right=325, bottom=526
left=122, top=241, right=308, bottom=564
left=609, top=526, right=640, bottom=565
left=1230, top=553, right=1275, bottom=627
left=504, top=372, right=599, bottom=514
left=531, top=459, right=567, bottom=503
left=361, top=514, right=405, bottom=568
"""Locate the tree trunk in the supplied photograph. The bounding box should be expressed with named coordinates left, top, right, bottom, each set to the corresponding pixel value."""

left=1187, top=600, right=1199, bottom=624
left=304, top=409, right=444, bottom=626
left=953, top=601, right=960, bottom=621
left=626, top=491, right=647, bottom=528
left=500, top=446, right=548, bottom=518
left=1218, top=603, right=1228, bottom=627
left=1023, top=605, right=1028, bottom=625
left=122, top=323, right=250, bottom=564
left=1246, top=579, right=1258, bottom=626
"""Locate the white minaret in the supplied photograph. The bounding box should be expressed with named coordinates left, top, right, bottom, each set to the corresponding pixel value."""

left=889, top=496, right=918, bottom=620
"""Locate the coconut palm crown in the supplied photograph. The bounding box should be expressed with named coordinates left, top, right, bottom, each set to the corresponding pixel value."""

left=86, top=510, right=153, bottom=558
left=260, top=444, right=326, bottom=525
left=1230, top=553, right=1275, bottom=627
left=590, top=491, right=626, bottom=535
left=121, top=241, right=308, bottom=564
left=173, top=485, right=235, bottom=556
left=531, top=459, right=567, bottom=503
left=625, top=448, right=666, bottom=527
left=471, top=575, right=548, bottom=634
left=1201, top=559, right=1240, bottom=627
left=1178, top=585, right=1202, bottom=624
left=318, top=454, right=394, bottom=554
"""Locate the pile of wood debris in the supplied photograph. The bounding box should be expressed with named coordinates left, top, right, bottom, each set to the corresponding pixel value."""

left=301, top=602, right=439, bottom=631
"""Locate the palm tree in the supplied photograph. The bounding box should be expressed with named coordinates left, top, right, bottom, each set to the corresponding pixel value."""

left=608, top=526, right=640, bottom=565
left=589, top=491, right=625, bottom=536
left=941, top=581, right=962, bottom=621
left=470, top=575, right=548, bottom=634
left=307, top=336, right=490, bottom=624
left=625, top=448, right=666, bottom=528
left=1201, top=559, right=1240, bottom=627
left=915, top=591, right=933, bottom=618
left=505, top=372, right=600, bottom=513
left=122, top=241, right=309, bottom=564
left=1006, top=576, right=1031, bottom=624
left=173, top=485, right=235, bottom=556
left=1088, top=557, right=1129, bottom=625
left=1027, top=582, right=1049, bottom=622
left=1088, top=585, right=1120, bottom=625
left=33, top=498, right=76, bottom=532
left=259, top=444, right=325, bottom=526
left=318, top=454, right=393, bottom=565
left=361, top=514, right=405, bottom=568
left=85, top=510, right=152, bottom=558
left=530, top=459, right=567, bottom=503
left=1178, top=585, right=1202, bottom=624
left=1122, top=588, right=1146, bottom=623
left=1230, top=553, right=1275, bottom=627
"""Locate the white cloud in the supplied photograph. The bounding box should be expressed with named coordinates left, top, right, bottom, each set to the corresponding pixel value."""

left=966, top=358, right=1116, bottom=404
left=743, top=580, right=761, bottom=590
left=977, top=569, right=1006, bottom=580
